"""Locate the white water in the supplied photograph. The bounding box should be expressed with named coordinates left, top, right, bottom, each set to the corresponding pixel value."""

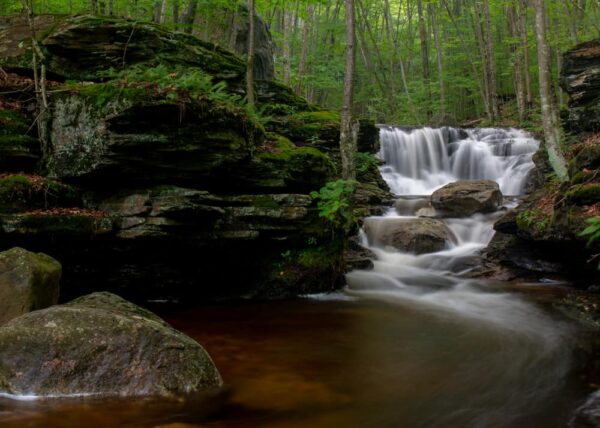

left=345, top=127, right=574, bottom=426
left=378, top=126, right=538, bottom=195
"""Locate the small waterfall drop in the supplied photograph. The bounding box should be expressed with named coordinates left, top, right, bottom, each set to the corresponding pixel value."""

left=346, top=127, right=575, bottom=426
left=378, top=126, right=539, bottom=195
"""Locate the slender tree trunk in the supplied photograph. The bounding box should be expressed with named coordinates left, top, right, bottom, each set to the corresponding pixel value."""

left=91, top=0, right=98, bottom=14
left=340, top=0, right=356, bottom=180
left=533, top=0, right=569, bottom=181
left=296, top=4, right=314, bottom=96
left=182, top=0, right=198, bottom=34
left=482, top=0, right=499, bottom=119
left=159, top=0, right=168, bottom=23
left=107, top=0, right=113, bottom=15
left=173, top=0, right=180, bottom=25
left=228, top=6, right=239, bottom=51
left=508, top=5, right=526, bottom=122
left=282, top=6, right=292, bottom=85
left=246, top=0, right=256, bottom=108
left=472, top=1, right=493, bottom=120
left=417, top=0, right=431, bottom=118
left=429, top=3, right=445, bottom=119
left=520, top=0, right=533, bottom=110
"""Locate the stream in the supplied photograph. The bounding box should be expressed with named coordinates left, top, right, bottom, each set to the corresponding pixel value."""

left=0, top=127, right=593, bottom=428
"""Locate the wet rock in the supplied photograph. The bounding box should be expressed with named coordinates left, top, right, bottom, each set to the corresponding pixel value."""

left=394, top=198, right=434, bottom=217
left=0, top=292, right=222, bottom=397
left=345, top=236, right=376, bottom=271
left=0, top=247, right=61, bottom=326
left=363, top=217, right=457, bottom=254
left=560, top=39, right=600, bottom=132
left=569, top=389, right=600, bottom=428
left=431, top=180, right=503, bottom=217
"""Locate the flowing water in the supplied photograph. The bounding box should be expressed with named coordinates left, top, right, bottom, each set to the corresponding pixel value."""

left=0, top=127, right=592, bottom=427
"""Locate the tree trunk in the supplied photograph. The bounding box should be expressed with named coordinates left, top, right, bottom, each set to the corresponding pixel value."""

left=417, top=0, right=431, bottom=118
left=173, top=0, right=180, bottom=25
left=340, top=0, right=356, bottom=181
left=296, top=4, right=314, bottom=96
left=246, top=0, right=256, bottom=108
left=508, top=5, right=526, bottom=122
left=283, top=6, right=292, bottom=85
left=482, top=0, right=499, bottom=119
left=429, top=3, right=445, bottom=119
left=182, top=0, right=198, bottom=34
left=159, top=0, right=168, bottom=23
left=91, top=0, right=98, bottom=14
left=533, top=0, right=569, bottom=181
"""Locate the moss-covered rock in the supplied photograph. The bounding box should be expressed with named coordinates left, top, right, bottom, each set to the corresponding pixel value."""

left=0, top=211, right=113, bottom=237
left=0, top=174, right=79, bottom=212
left=0, top=247, right=61, bottom=325
left=0, top=292, right=222, bottom=397
left=0, top=109, right=39, bottom=172
left=566, top=183, right=600, bottom=205
left=1, top=15, right=245, bottom=82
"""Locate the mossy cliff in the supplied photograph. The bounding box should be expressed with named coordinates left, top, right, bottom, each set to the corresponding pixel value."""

left=0, top=15, right=384, bottom=302
left=484, top=40, right=600, bottom=287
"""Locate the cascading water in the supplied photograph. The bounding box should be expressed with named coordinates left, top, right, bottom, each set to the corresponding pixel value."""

left=345, top=127, right=577, bottom=427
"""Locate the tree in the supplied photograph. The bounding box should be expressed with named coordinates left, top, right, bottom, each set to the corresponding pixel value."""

left=533, top=0, right=569, bottom=181
left=246, top=0, right=256, bottom=108
left=340, top=0, right=356, bottom=180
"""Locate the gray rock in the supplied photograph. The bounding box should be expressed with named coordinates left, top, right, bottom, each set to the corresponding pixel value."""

left=0, top=247, right=61, bottom=326
left=570, top=390, right=600, bottom=428
left=363, top=217, right=457, bottom=254
left=431, top=180, right=503, bottom=217
left=0, top=292, right=222, bottom=397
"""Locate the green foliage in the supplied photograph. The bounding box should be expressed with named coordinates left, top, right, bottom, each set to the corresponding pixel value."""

left=355, top=152, right=379, bottom=174
left=579, top=217, right=600, bottom=269
left=310, top=179, right=357, bottom=232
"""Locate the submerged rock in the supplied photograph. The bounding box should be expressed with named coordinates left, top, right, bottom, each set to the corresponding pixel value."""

left=431, top=180, right=503, bottom=217
left=0, top=292, right=222, bottom=397
left=363, top=217, right=457, bottom=254
left=0, top=247, right=61, bottom=325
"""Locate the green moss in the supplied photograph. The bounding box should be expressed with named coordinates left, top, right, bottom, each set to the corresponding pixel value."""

left=516, top=209, right=552, bottom=234
left=13, top=214, right=113, bottom=236
left=250, top=196, right=280, bottom=209
left=268, top=110, right=341, bottom=146
left=0, top=175, right=32, bottom=204
left=566, top=183, right=600, bottom=205
left=0, top=175, right=79, bottom=212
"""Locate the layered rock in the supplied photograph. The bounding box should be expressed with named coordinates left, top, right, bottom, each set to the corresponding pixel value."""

left=560, top=39, right=600, bottom=132
left=0, top=292, right=222, bottom=397
left=0, top=247, right=61, bottom=325
left=431, top=180, right=503, bottom=217
left=0, top=15, right=385, bottom=301
left=363, top=217, right=457, bottom=254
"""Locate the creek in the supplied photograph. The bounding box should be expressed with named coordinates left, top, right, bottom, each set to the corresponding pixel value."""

left=0, top=127, right=592, bottom=428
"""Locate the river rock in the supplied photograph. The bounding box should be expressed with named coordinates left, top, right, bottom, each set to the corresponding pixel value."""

left=0, top=292, right=222, bottom=397
left=363, top=217, right=457, bottom=254
left=0, top=247, right=61, bottom=326
left=431, top=180, right=503, bottom=217
left=569, top=389, right=600, bottom=428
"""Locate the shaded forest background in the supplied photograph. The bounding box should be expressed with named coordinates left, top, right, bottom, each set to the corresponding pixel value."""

left=1, top=0, right=599, bottom=126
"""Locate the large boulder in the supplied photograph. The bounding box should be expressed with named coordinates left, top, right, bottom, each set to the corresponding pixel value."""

left=431, top=180, right=503, bottom=217
left=560, top=39, right=600, bottom=132
left=363, top=217, right=457, bottom=254
left=0, top=292, right=222, bottom=397
left=0, top=247, right=61, bottom=326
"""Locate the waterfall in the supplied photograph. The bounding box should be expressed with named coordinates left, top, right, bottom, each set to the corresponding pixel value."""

left=378, top=126, right=539, bottom=196
left=345, top=127, right=573, bottom=425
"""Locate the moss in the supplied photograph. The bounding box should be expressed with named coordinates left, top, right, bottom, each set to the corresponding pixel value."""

left=7, top=214, right=113, bottom=236
left=268, top=110, right=341, bottom=147
left=516, top=209, right=553, bottom=234
left=566, top=183, right=600, bottom=205
left=0, top=175, right=80, bottom=212
left=569, top=144, right=600, bottom=176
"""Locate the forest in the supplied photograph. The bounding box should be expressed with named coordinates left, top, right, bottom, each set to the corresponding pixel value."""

left=0, top=0, right=600, bottom=427
left=1, top=0, right=598, bottom=126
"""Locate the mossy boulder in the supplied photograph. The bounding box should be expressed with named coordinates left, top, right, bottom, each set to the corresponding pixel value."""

left=0, top=247, right=61, bottom=326
left=0, top=211, right=113, bottom=237
left=48, top=87, right=263, bottom=186
left=0, top=15, right=245, bottom=82
left=565, top=183, right=600, bottom=205
left=0, top=292, right=222, bottom=397
left=0, top=109, right=39, bottom=172
left=0, top=174, right=79, bottom=212
left=268, top=111, right=341, bottom=149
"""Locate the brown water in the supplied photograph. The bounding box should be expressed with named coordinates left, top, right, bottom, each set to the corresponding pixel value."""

left=0, top=295, right=591, bottom=428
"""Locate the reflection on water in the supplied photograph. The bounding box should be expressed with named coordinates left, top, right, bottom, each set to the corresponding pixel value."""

left=0, top=298, right=588, bottom=428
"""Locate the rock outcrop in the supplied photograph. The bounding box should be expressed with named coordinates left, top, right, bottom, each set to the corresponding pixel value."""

left=560, top=39, right=600, bottom=132
left=363, top=217, right=457, bottom=254
left=0, top=247, right=61, bottom=325
left=0, top=15, right=385, bottom=301
left=431, top=180, right=503, bottom=217
left=0, top=292, right=222, bottom=397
